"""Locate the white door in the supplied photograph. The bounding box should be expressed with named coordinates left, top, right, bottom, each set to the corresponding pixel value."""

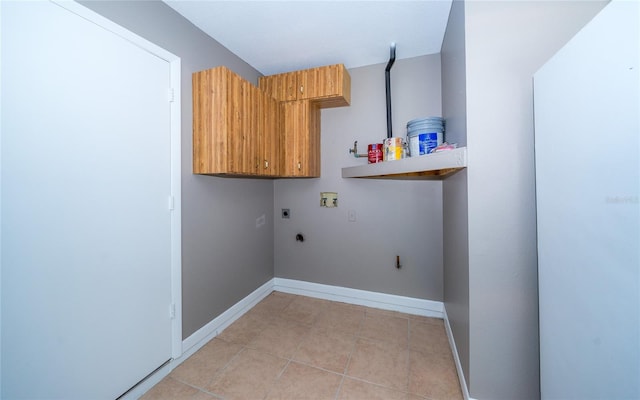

left=2, top=2, right=175, bottom=398
left=534, top=1, right=639, bottom=398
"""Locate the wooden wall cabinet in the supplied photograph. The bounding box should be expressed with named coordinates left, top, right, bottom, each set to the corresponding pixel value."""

left=279, top=100, right=321, bottom=177
left=259, top=64, right=351, bottom=108
left=259, top=64, right=351, bottom=178
left=194, top=63, right=350, bottom=178
left=193, top=66, right=280, bottom=176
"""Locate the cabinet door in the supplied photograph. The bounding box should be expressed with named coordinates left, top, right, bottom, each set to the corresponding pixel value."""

left=299, top=64, right=351, bottom=107
left=255, top=85, right=280, bottom=176
left=193, top=67, right=232, bottom=174
left=280, top=100, right=320, bottom=177
left=227, top=73, right=245, bottom=173
left=259, top=94, right=281, bottom=176
left=299, top=64, right=341, bottom=100
left=247, top=80, right=261, bottom=174
left=228, top=72, right=258, bottom=175
left=259, top=71, right=299, bottom=101
left=193, top=66, right=264, bottom=176
left=260, top=64, right=351, bottom=107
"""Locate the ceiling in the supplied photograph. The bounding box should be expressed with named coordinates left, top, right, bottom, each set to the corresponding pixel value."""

left=163, top=1, right=453, bottom=76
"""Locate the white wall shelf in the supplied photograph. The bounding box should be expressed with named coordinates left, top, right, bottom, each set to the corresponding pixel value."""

left=341, top=147, right=467, bottom=180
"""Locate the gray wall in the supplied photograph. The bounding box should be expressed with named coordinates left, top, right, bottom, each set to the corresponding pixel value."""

left=459, top=1, right=608, bottom=399
left=274, top=55, right=445, bottom=301
left=81, top=1, right=275, bottom=339
left=441, top=0, right=470, bottom=389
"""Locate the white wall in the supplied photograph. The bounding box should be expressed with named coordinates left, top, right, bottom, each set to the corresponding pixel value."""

left=274, top=55, right=445, bottom=301
left=1, top=2, right=177, bottom=396
left=463, top=1, right=608, bottom=398
left=535, top=1, right=639, bottom=396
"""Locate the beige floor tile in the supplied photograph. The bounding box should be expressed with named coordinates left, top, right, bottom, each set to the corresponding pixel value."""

left=409, top=320, right=451, bottom=357
left=218, top=313, right=269, bottom=345
left=206, top=348, right=287, bottom=400
left=365, top=307, right=412, bottom=320
left=359, top=312, right=409, bottom=347
left=332, top=301, right=368, bottom=312
left=140, top=376, right=199, bottom=400
left=281, top=295, right=330, bottom=325
left=313, top=302, right=365, bottom=336
left=191, top=391, right=219, bottom=400
left=408, top=351, right=462, bottom=400
left=145, top=294, right=463, bottom=400
left=346, top=338, right=409, bottom=391
left=248, top=291, right=298, bottom=319
left=293, top=329, right=356, bottom=373
left=265, top=361, right=342, bottom=400
left=337, top=378, right=408, bottom=400
left=170, top=338, right=243, bottom=388
left=248, top=318, right=311, bottom=358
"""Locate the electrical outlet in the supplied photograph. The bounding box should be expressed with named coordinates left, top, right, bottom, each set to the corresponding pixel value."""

left=348, top=209, right=356, bottom=222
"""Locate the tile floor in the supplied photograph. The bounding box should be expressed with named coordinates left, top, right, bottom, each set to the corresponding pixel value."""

left=142, top=292, right=463, bottom=400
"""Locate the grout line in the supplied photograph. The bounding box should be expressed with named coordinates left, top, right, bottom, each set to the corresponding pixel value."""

left=193, top=387, right=225, bottom=400
left=334, top=330, right=360, bottom=400
left=336, top=307, right=367, bottom=398
left=201, top=345, right=248, bottom=393
left=284, top=359, right=344, bottom=377
left=262, top=358, right=293, bottom=400
left=167, top=377, right=225, bottom=400
left=334, top=375, right=346, bottom=400
left=340, top=375, right=421, bottom=397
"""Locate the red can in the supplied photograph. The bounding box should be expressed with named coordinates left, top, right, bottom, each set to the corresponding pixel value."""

left=368, top=143, right=383, bottom=163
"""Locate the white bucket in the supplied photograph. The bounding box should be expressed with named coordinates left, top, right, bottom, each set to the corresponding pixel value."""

left=407, top=130, right=443, bottom=156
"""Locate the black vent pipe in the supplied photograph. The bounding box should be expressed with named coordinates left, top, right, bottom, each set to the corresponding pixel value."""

left=385, top=43, right=396, bottom=139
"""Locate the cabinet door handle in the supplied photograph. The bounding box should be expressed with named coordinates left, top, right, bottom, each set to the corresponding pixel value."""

left=297, top=162, right=301, bottom=170
left=264, top=160, right=269, bottom=169
left=299, top=85, right=304, bottom=94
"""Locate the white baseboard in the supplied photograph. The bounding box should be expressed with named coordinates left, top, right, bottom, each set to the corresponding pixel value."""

left=443, top=307, right=472, bottom=400
left=182, top=279, right=274, bottom=352
left=273, top=278, right=444, bottom=318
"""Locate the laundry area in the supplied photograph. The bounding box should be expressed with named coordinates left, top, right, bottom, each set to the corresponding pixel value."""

left=1, top=1, right=636, bottom=399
